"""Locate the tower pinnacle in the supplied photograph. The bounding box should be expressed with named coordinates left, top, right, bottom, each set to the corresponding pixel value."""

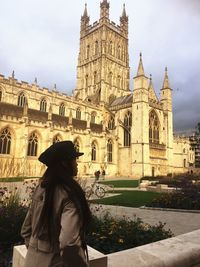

left=137, top=53, right=145, bottom=76
left=81, top=3, right=89, bottom=31
left=100, top=0, right=110, bottom=19
left=149, top=74, right=152, bottom=85
left=83, top=3, right=88, bottom=17
left=122, top=3, right=127, bottom=18
left=162, top=67, right=171, bottom=89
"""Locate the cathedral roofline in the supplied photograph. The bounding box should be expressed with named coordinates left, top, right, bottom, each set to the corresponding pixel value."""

left=80, top=19, right=128, bottom=39
left=0, top=72, right=73, bottom=99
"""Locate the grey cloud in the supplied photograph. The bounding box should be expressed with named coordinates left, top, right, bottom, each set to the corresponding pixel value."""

left=0, top=0, right=199, bottom=132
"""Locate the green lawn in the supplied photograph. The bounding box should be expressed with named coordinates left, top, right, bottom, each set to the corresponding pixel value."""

left=90, top=190, right=162, bottom=207
left=0, top=177, right=39, bottom=182
left=99, top=180, right=140, bottom=188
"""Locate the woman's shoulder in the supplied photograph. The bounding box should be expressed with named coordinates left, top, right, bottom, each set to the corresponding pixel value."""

left=32, top=184, right=45, bottom=200
left=55, top=184, right=70, bottom=200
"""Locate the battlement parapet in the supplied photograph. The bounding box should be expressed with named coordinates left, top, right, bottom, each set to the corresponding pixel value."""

left=83, top=19, right=124, bottom=37
left=0, top=73, right=71, bottom=99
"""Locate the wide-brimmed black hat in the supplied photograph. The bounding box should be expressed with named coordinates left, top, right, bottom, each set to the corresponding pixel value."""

left=38, top=141, right=84, bottom=166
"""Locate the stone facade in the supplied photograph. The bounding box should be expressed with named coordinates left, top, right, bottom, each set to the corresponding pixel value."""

left=0, top=1, right=194, bottom=178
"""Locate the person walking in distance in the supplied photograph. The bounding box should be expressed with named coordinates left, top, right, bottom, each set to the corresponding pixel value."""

left=21, top=141, right=92, bottom=267
left=94, top=170, right=100, bottom=181
left=101, top=169, right=105, bottom=180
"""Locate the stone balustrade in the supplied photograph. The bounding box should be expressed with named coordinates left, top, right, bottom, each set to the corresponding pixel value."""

left=13, top=229, right=200, bottom=267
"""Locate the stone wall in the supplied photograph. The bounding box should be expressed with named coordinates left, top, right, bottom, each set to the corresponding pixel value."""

left=13, top=245, right=107, bottom=267
left=13, top=229, right=200, bottom=267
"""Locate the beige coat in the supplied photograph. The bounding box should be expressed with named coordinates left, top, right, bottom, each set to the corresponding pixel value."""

left=21, top=184, right=88, bottom=267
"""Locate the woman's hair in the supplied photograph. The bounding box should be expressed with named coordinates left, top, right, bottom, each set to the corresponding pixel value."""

left=36, top=160, right=92, bottom=246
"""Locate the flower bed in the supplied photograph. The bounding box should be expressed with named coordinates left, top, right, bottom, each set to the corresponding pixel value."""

left=142, top=174, right=200, bottom=188
left=86, top=213, right=173, bottom=254
left=149, top=191, right=200, bottom=210
left=148, top=176, right=200, bottom=210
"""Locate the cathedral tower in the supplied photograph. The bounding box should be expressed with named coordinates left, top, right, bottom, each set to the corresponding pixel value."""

left=74, top=1, right=130, bottom=104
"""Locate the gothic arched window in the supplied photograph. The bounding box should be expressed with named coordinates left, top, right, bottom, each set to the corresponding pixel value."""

left=117, top=75, right=121, bottom=88
left=18, top=92, right=26, bottom=107
left=91, top=142, right=97, bottom=161
left=108, top=117, right=115, bottom=130
left=183, top=159, right=186, bottom=167
left=124, top=111, right=132, bottom=147
left=108, top=72, right=113, bottom=86
left=27, top=132, right=38, bottom=156
left=40, top=98, right=47, bottom=112
left=109, top=41, right=113, bottom=55
left=95, top=41, right=99, bottom=55
left=94, top=71, right=97, bottom=85
left=121, top=46, right=125, bottom=61
left=86, top=45, right=90, bottom=59
left=76, top=108, right=81, bottom=120
left=91, top=112, right=96, bottom=123
left=118, top=45, right=121, bottom=59
left=0, top=128, right=11, bottom=154
left=53, top=134, right=61, bottom=144
left=85, top=75, right=88, bottom=89
left=74, top=139, right=80, bottom=152
left=59, top=103, right=65, bottom=116
left=107, top=139, right=113, bottom=163
left=149, top=110, right=160, bottom=144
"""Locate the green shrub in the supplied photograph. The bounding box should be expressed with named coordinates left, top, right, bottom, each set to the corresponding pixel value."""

left=150, top=193, right=200, bottom=210
left=0, top=192, right=28, bottom=266
left=149, top=180, right=200, bottom=210
left=86, top=213, right=173, bottom=254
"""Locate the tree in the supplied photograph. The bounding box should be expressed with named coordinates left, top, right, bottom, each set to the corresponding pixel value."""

left=196, top=122, right=200, bottom=135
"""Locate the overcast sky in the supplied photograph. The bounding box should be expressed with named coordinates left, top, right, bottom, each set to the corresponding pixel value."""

left=0, top=0, right=199, bottom=132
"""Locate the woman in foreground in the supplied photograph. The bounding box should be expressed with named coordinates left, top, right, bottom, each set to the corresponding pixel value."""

left=21, top=141, right=91, bottom=267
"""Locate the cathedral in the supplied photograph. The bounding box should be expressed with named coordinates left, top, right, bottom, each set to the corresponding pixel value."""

left=0, top=1, right=194, bottom=178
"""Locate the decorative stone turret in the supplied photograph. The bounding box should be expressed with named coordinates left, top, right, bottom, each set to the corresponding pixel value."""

left=160, top=67, right=172, bottom=112
left=132, top=53, right=150, bottom=177
left=100, top=0, right=110, bottom=22
left=81, top=3, right=90, bottom=34
left=133, top=53, right=149, bottom=103
left=120, top=4, right=128, bottom=37
left=160, top=67, right=173, bottom=173
left=148, top=74, right=158, bottom=101
left=137, top=53, right=145, bottom=76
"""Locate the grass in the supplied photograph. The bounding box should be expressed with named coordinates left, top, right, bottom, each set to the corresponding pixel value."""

left=90, top=190, right=162, bottom=207
left=99, top=180, right=140, bottom=188
left=0, top=177, right=39, bottom=182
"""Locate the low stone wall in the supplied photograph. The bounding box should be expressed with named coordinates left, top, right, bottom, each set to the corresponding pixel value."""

left=13, top=229, right=200, bottom=267
left=13, top=245, right=107, bottom=267
left=107, top=229, right=200, bottom=267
